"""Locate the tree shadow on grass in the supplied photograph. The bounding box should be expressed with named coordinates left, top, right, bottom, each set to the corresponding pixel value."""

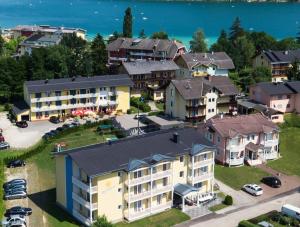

left=28, top=188, right=82, bottom=226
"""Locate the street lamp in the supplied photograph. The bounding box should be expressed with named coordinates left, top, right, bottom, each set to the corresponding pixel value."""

left=137, top=97, right=144, bottom=135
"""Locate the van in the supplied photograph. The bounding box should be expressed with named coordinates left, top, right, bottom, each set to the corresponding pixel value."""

left=281, top=204, right=300, bottom=220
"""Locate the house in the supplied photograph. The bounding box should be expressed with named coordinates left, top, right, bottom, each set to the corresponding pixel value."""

left=165, top=76, right=239, bottom=122
left=200, top=113, right=279, bottom=166
left=18, top=33, right=62, bottom=55
left=249, top=81, right=300, bottom=114
left=55, top=128, right=216, bottom=224
left=175, top=52, right=235, bottom=78
left=11, top=25, right=86, bottom=39
left=121, top=60, right=180, bottom=99
left=107, top=38, right=186, bottom=65
left=237, top=99, right=284, bottom=123
left=253, top=49, right=300, bottom=82
left=13, top=75, right=133, bottom=121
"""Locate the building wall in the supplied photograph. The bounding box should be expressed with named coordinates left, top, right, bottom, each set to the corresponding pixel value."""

left=269, top=94, right=295, bottom=113
left=172, top=156, right=188, bottom=185
left=56, top=155, right=67, bottom=208
left=165, top=83, right=187, bottom=120
left=249, top=85, right=271, bottom=106
left=116, top=86, right=130, bottom=113
left=205, top=92, right=218, bottom=120
left=295, top=93, right=300, bottom=113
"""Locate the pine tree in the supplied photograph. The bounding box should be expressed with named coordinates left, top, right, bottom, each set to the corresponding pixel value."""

left=229, top=17, right=245, bottom=41
left=0, top=28, right=4, bottom=56
left=210, top=29, right=230, bottom=52
left=189, top=29, right=207, bottom=53
left=297, top=26, right=300, bottom=44
left=90, top=33, right=107, bottom=75
left=151, top=31, right=168, bottom=40
left=139, top=29, right=146, bottom=39
left=123, top=7, right=132, bottom=38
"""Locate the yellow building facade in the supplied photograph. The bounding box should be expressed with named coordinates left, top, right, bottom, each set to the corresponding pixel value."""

left=15, top=75, right=132, bottom=121
left=55, top=129, right=215, bottom=225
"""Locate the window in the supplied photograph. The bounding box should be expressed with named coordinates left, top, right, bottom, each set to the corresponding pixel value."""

left=45, top=111, right=49, bottom=117
left=265, top=133, right=273, bottom=141
left=287, top=104, right=290, bottom=108
left=134, top=185, right=142, bottom=194
left=110, top=87, right=116, bottom=92
left=208, top=109, right=211, bottom=113
left=134, top=201, right=142, bottom=212
left=163, top=164, right=167, bottom=171
left=55, top=91, right=61, bottom=96
left=70, top=90, right=76, bottom=96
left=152, top=166, right=157, bottom=174
left=152, top=181, right=156, bottom=189
left=180, top=171, right=184, bottom=177
left=89, top=88, right=96, bottom=93
left=194, top=182, right=202, bottom=188
left=208, top=98, right=211, bottom=102
left=118, top=205, right=122, bottom=209
left=163, top=177, right=168, bottom=186
left=211, top=108, right=214, bottom=112
left=134, top=171, right=142, bottom=178
left=272, top=116, right=279, bottom=120
left=56, top=101, right=62, bottom=106
left=212, top=98, right=215, bottom=102
left=251, top=135, right=255, bottom=140
left=247, top=135, right=250, bottom=141
left=118, top=188, right=122, bottom=192
left=287, top=95, right=291, bottom=99
left=217, top=136, right=221, bottom=143
left=180, top=156, right=184, bottom=162
left=35, top=93, right=41, bottom=98
left=118, top=171, right=122, bottom=177
left=170, top=101, right=173, bottom=107
left=171, top=89, right=173, bottom=97
left=157, top=194, right=162, bottom=205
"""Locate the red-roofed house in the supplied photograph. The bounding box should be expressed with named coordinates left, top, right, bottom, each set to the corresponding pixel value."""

left=199, top=113, right=279, bottom=166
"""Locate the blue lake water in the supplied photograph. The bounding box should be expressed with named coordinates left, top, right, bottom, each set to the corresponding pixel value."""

left=0, top=0, right=300, bottom=46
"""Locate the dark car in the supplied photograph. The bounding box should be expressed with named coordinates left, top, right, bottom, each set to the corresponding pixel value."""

left=0, top=142, right=10, bottom=150
left=4, top=184, right=27, bottom=193
left=62, top=124, right=71, bottom=129
left=3, top=179, right=26, bottom=190
left=56, top=127, right=64, bottom=132
left=49, top=116, right=60, bottom=124
left=261, top=176, right=282, bottom=188
left=5, top=206, right=32, bottom=216
left=7, top=159, right=25, bottom=168
left=15, top=121, right=28, bottom=128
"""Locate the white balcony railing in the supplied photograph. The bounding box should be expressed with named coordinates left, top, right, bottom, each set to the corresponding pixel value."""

left=192, top=172, right=213, bottom=183
left=72, top=176, right=98, bottom=194
left=151, top=201, right=172, bottom=213
left=264, top=152, right=278, bottom=160
left=193, top=159, right=214, bottom=168
left=129, top=190, right=152, bottom=202
left=72, top=193, right=90, bottom=209
left=31, top=93, right=99, bottom=103
left=126, top=175, right=151, bottom=186
left=73, top=209, right=91, bottom=226
left=152, top=170, right=172, bottom=181
left=125, top=207, right=151, bottom=221
left=152, top=184, right=173, bottom=197
left=226, top=157, right=244, bottom=166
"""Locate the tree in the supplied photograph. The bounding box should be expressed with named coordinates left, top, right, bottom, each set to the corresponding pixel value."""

left=139, top=29, right=146, bottom=39
left=229, top=17, right=245, bottom=41
left=276, top=37, right=300, bottom=50
left=0, top=35, right=4, bottom=56
left=123, top=7, right=132, bottom=38
left=189, top=29, right=207, bottom=53
left=90, top=33, right=107, bottom=75
left=297, top=26, right=300, bottom=44
left=231, top=36, right=255, bottom=70
left=210, top=29, right=231, bottom=52
left=249, top=32, right=277, bottom=54
left=108, top=31, right=122, bottom=43
left=92, top=215, right=113, bottom=227
left=151, top=31, right=168, bottom=40
left=287, top=60, right=300, bottom=81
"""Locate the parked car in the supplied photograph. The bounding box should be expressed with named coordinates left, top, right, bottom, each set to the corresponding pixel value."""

left=4, top=190, right=27, bottom=200
left=242, top=184, right=263, bottom=196
left=0, top=142, right=10, bottom=150
left=5, top=206, right=32, bottom=217
left=4, top=184, right=26, bottom=192
left=261, top=176, right=282, bottom=188
left=1, top=214, right=26, bottom=227
left=49, top=116, right=60, bottom=124
left=56, top=127, right=64, bottom=132
left=71, top=122, right=80, bottom=127
left=7, top=159, right=25, bottom=168
left=281, top=204, right=300, bottom=221
left=3, top=179, right=26, bottom=189
left=15, top=121, right=28, bottom=128
left=134, top=113, right=147, bottom=120
left=62, top=124, right=71, bottom=129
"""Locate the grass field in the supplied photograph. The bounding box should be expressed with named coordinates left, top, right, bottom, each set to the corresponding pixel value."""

left=155, top=102, right=164, bottom=111
left=209, top=203, right=228, bottom=212
left=115, top=209, right=190, bottom=227
left=215, top=165, right=268, bottom=190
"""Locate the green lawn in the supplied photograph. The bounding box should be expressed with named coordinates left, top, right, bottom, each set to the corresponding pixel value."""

left=215, top=165, right=268, bottom=190
left=267, top=127, right=300, bottom=176
left=209, top=203, right=228, bottom=212
left=0, top=105, right=5, bottom=112
left=155, top=102, right=164, bottom=111
left=115, top=209, right=190, bottom=227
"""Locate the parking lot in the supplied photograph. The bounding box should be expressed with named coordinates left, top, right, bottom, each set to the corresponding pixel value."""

left=0, top=112, right=63, bottom=149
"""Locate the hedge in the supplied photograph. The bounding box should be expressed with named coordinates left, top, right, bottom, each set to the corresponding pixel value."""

left=130, top=97, right=151, bottom=112
left=238, top=220, right=259, bottom=227
left=224, top=195, right=233, bottom=205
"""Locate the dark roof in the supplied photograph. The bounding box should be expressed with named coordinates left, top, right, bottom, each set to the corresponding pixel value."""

left=178, top=52, right=235, bottom=70
left=285, top=81, right=300, bottom=93
left=171, top=76, right=239, bottom=100
left=107, top=37, right=185, bottom=59
left=57, top=128, right=215, bottom=177
left=246, top=142, right=264, bottom=152
left=262, top=49, right=300, bottom=64
left=12, top=101, right=30, bottom=115
left=238, top=100, right=283, bottom=116
left=25, top=74, right=133, bottom=93
left=253, top=82, right=295, bottom=95
left=123, top=60, right=179, bottom=75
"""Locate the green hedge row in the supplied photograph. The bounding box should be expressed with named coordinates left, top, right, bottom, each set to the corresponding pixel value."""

left=130, top=97, right=151, bottom=112
left=238, top=220, right=259, bottom=227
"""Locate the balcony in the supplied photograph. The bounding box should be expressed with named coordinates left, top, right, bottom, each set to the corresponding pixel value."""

left=152, top=170, right=172, bottom=181
left=31, top=93, right=98, bottom=103
left=262, top=139, right=278, bottom=147
left=193, top=159, right=214, bottom=168
left=126, top=174, right=151, bottom=186
left=128, top=190, right=152, bottom=202
left=72, top=176, right=98, bottom=194
left=191, top=172, right=213, bottom=183
left=152, top=184, right=173, bottom=197
left=264, top=152, right=278, bottom=160
left=72, top=192, right=97, bottom=210
left=125, top=207, right=151, bottom=221
left=226, top=157, right=244, bottom=166
left=151, top=201, right=172, bottom=213
left=31, top=103, right=97, bottom=112
left=73, top=209, right=91, bottom=226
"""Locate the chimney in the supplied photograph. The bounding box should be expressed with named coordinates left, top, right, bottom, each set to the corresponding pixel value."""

left=173, top=132, right=179, bottom=143
left=204, top=53, right=207, bottom=59
left=284, top=50, right=289, bottom=55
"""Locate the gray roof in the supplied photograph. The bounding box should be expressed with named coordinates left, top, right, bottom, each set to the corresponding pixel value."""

left=171, top=76, right=239, bottom=100
left=12, top=101, right=30, bottom=115
left=25, top=74, right=133, bottom=93
left=57, top=128, right=215, bottom=177
left=123, top=60, right=179, bottom=75
left=107, top=37, right=185, bottom=59
left=253, top=82, right=295, bottom=95
left=262, top=49, right=300, bottom=64
left=178, top=52, right=235, bottom=70
left=174, top=183, right=199, bottom=196
left=20, top=34, right=62, bottom=47
left=286, top=81, right=300, bottom=93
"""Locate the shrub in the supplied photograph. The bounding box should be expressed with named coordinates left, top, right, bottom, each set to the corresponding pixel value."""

left=92, top=215, right=113, bottom=227
left=291, top=218, right=300, bottom=226
left=238, top=220, right=259, bottom=227
left=270, top=212, right=282, bottom=222
left=127, top=109, right=132, bottom=114
left=279, top=216, right=290, bottom=225
left=130, top=97, right=151, bottom=112
left=148, top=111, right=164, bottom=116
left=224, top=195, right=233, bottom=205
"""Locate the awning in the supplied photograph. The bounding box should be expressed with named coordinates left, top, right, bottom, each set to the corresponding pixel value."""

left=174, top=183, right=198, bottom=197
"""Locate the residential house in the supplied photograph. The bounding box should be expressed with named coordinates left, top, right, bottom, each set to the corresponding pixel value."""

left=18, top=33, right=62, bottom=55
left=11, top=25, right=86, bottom=39
left=200, top=113, right=279, bottom=167
left=121, top=60, right=179, bottom=99
left=175, top=52, right=235, bottom=78
left=249, top=81, right=300, bottom=114
left=253, top=49, right=300, bottom=82
left=13, top=75, right=133, bottom=121
left=55, top=128, right=215, bottom=225
left=165, top=76, right=239, bottom=121
left=107, top=38, right=186, bottom=65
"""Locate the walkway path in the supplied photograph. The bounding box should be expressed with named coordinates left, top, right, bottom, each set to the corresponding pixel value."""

left=148, top=101, right=159, bottom=111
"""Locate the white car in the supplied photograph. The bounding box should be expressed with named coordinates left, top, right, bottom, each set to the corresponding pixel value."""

left=242, top=184, right=263, bottom=196
left=2, top=214, right=26, bottom=227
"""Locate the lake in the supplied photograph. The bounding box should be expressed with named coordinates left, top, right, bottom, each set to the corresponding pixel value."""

left=0, top=0, right=300, bottom=46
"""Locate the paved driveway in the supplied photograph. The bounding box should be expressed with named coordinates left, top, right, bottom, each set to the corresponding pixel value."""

left=115, top=114, right=146, bottom=130
left=0, top=112, right=63, bottom=148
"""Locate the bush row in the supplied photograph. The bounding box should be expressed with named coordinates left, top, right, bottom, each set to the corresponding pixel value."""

left=130, top=97, right=151, bottom=112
